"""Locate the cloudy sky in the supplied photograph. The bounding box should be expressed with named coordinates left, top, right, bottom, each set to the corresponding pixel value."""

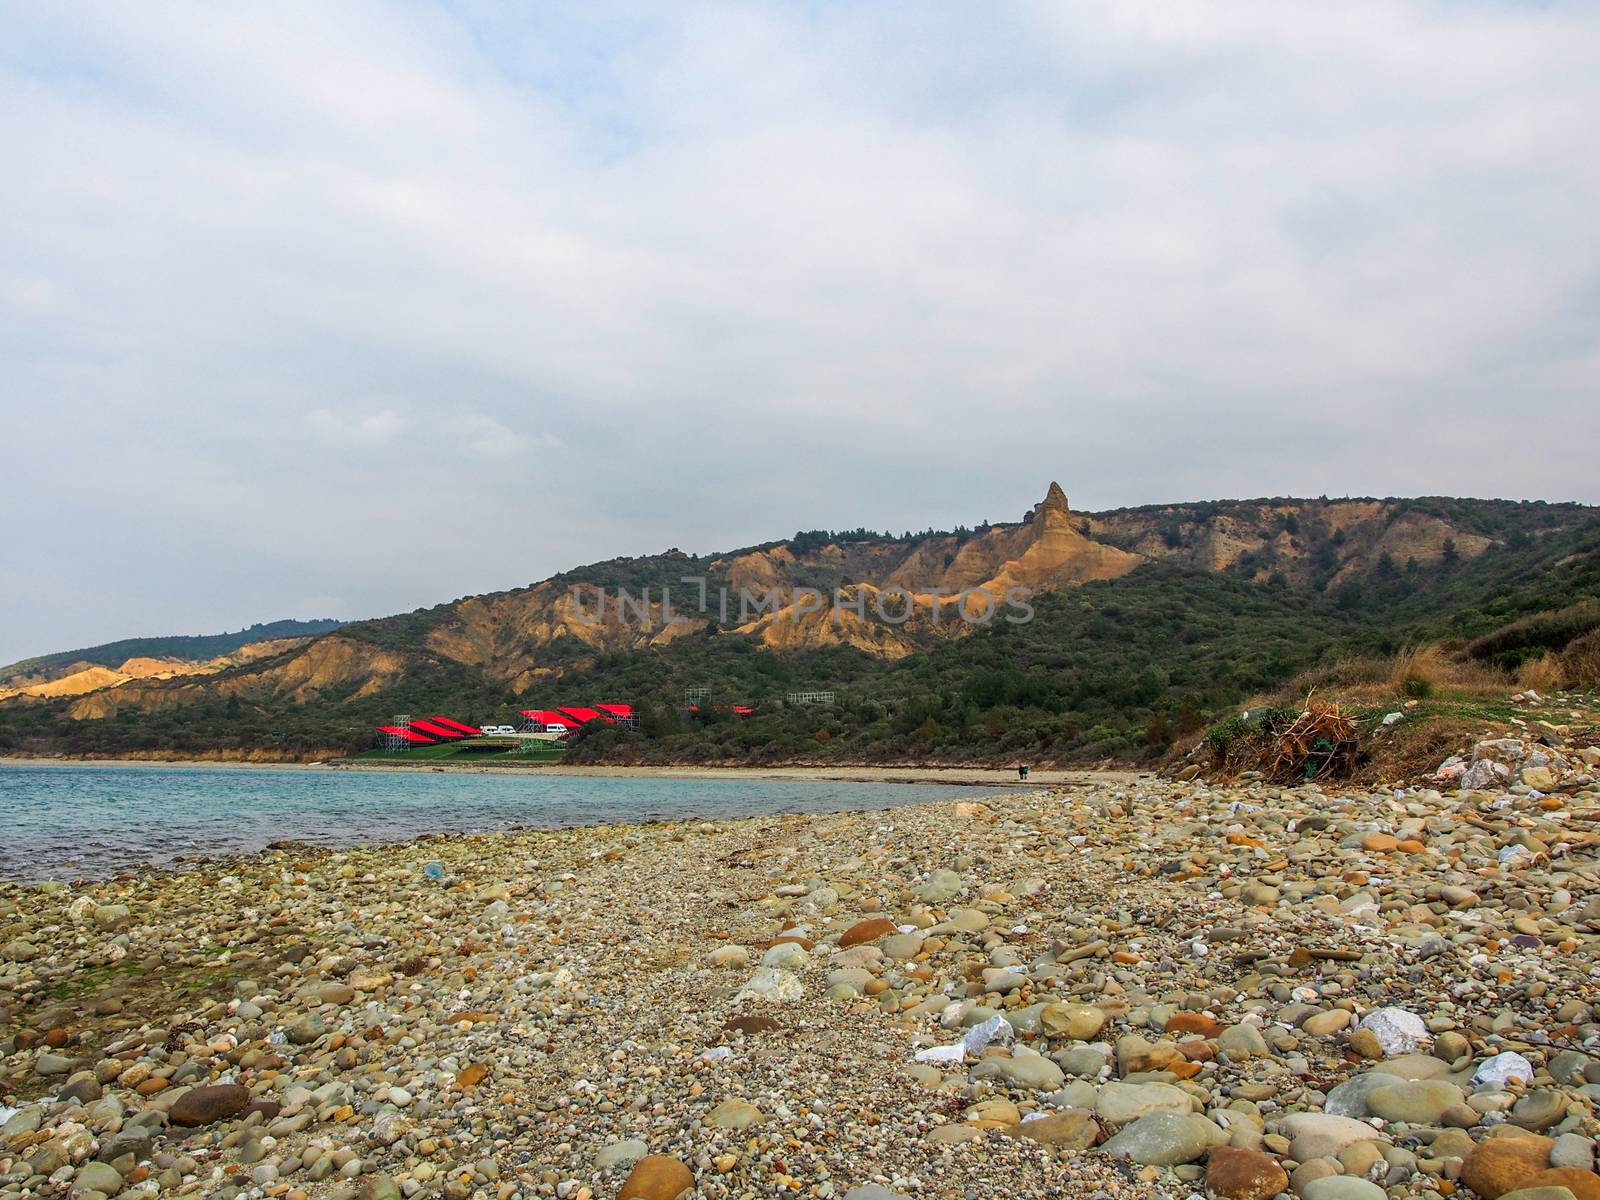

left=3, top=1, right=1598, bottom=664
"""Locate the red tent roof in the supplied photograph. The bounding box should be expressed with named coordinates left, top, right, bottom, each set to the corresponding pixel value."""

left=557, top=706, right=612, bottom=724
left=376, top=726, right=434, bottom=744
left=521, top=709, right=577, bottom=728
left=595, top=703, right=634, bottom=718
left=732, top=705, right=754, bottom=715
left=409, top=719, right=467, bottom=740
left=427, top=716, right=482, bottom=736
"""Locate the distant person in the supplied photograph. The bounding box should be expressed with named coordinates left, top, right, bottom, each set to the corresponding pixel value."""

left=1017, top=764, right=1029, bottom=781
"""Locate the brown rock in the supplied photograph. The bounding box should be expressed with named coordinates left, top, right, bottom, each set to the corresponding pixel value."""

left=618, top=1154, right=694, bottom=1200
left=1166, top=1012, right=1224, bottom=1039
left=43, top=1028, right=70, bottom=1048
left=1520, top=1168, right=1600, bottom=1200
left=722, top=1015, right=782, bottom=1036
left=1206, top=1146, right=1289, bottom=1200
left=1012, top=1110, right=1100, bottom=1150
left=167, top=1082, right=250, bottom=1127
left=1461, top=1134, right=1554, bottom=1200
left=839, top=917, right=898, bottom=947
left=1121, top=1040, right=1184, bottom=1073
left=1349, top=1027, right=1385, bottom=1059
left=456, top=1063, right=488, bottom=1090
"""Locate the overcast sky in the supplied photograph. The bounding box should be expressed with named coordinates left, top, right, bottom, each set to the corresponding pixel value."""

left=3, top=1, right=1598, bottom=664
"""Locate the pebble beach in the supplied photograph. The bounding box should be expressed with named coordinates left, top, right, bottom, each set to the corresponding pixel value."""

left=3, top=744, right=1599, bottom=1200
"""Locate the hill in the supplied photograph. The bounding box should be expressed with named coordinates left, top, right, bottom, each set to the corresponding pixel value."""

left=0, top=619, right=347, bottom=687
left=0, top=487, right=1595, bottom=763
left=0, top=620, right=348, bottom=710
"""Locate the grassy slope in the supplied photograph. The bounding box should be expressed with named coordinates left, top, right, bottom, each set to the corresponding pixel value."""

left=2, top=507, right=1597, bottom=765
left=0, top=619, right=348, bottom=681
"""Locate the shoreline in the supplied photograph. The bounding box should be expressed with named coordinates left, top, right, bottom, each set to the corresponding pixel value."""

left=0, top=754, right=1141, bottom=787
left=1, top=770, right=1594, bottom=1198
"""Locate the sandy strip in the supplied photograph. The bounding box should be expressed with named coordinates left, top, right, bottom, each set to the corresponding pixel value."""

left=0, top=756, right=1142, bottom=787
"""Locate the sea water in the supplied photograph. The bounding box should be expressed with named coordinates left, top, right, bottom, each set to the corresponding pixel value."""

left=0, top=764, right=1009, bottom=881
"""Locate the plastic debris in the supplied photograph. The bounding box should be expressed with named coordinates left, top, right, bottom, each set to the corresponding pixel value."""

left=1381, top=712, right=1404, bottom=726
left=961, top=1014, right=1014, bottom=1055
left=1473, top=1051, right=1534, bottom=1087
left=914, top=1014, right=1016, bottom=1064
left=422, top=861, right=445, bottom=880
left=912, top=1041, right=966, bottom=1065
left=1358, top=1007, right=1431, bottom=1056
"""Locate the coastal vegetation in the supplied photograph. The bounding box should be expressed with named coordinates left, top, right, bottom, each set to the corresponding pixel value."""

left=1, top=492, right=1596, bottom=766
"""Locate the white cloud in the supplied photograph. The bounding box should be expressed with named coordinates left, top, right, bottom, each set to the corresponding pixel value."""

left=1, top=0, right=1597, bottom=661
left=308, top=408, right=410, bottom=442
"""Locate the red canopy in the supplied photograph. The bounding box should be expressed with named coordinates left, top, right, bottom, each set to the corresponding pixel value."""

left=427, top=716, right=483, bottom=736
left=556, top=706, right=612, bottom=724
left=410, top=719, right=466, bottom=740
left=595, top=703, right=634, bottom=719
left=521, top=709, right=577, bottom=729
left=376, top=726, right=434, bottom=744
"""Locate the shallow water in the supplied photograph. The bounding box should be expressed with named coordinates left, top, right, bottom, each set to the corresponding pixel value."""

left=0, top=765, right=1009, bottom=881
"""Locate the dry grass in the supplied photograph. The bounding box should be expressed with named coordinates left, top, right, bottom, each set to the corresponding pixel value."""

left=1353, top=713, right=1500, bottom=785
left=1394, top=643, right=1507, bottom=695
left=1562, top=629, right=1600, bottom=687
left=1516, top=653, right=1565, bottom=692
left=1261, top=644, right=1508, bottom=708
left=1205, top=694, right=1466, bottom=785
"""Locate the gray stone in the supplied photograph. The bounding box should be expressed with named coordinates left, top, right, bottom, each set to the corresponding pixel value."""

left=74, top=1162, right=124, bottom=1196
left=2, top=939, right=42, bottom=962
left=1549, top=1133, right=1594, bottom=1171
left=1300, top=1178, right=1387, bottom=1200
left=33, top=1051, right=75, bottom=1076
left=1217, top=1023, right=1270, bottom=1061
left=1367, top=1079, right=1465, bottom=1126
left=825, top=967, right=873, bottom=994
left=595, top=1138, right=649, bottom=1171
left=881, top=933, right=923, bottom=960
left=990, top=1052, right=1065, bottom=1091
left=705, top=1098, right=765, bottom=1130
left=761, top=941, right=808, bottom=969
left=1, top=1105, right=42, bottom=1138
left=1325, top=1071, right=1403, bottom=1118
left=357, top=1176, right=401, bottom=1200
left=1094, top=1081, right=1194, bottom=1126
left=1511, top=1089, right=1567, bottom=1131
left=1546, top=1052, right=1589, bottom=1086
left=1100, top=1112, right=1223, bottom=1165
left=92, top=904, right=130, bottom=927
left=286, top=1012, right=328, bottom=1044
left=1057, top=1045, right=1109, bottom=1078
left=1279, top=1113, right=1391, bottom=1162
left=916, top=868, right=964, bottom=903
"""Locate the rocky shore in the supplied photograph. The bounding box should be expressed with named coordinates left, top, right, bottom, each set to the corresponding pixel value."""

left=3, top=743, right=1599, bottom=1200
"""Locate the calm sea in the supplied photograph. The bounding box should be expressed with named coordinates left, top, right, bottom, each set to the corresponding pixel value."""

left=0, top=765, right=1009, bottom=882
